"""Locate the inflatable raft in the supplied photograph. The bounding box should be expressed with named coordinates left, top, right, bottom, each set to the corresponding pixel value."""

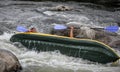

left=10, top=32, right=120, bottom=64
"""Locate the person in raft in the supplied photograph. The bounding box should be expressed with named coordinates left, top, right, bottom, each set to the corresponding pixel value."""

left=27, top=27, right=37, bottom=32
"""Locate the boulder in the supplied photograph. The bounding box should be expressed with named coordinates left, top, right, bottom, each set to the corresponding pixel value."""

left=0, top=49, right=22, bottom=72
left=0, top=60, right=7, bottom=72
left=109, top=40, right=120, bottom=48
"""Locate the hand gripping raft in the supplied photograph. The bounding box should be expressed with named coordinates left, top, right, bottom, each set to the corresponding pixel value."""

left=10, top=32, right=120, bottom=64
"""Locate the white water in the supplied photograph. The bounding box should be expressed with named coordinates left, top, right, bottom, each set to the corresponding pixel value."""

left=0, top=0, right=120, bottom=72
left=0, top=32, right=120, bottom=72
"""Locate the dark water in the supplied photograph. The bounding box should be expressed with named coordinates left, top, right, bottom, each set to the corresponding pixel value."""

left=0, top=1, right=120, bottom=72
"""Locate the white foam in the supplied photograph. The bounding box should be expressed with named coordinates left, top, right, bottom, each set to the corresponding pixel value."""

left=0, top=32, right=13, bottom=40
left=0, top=32, right=120, bottom=72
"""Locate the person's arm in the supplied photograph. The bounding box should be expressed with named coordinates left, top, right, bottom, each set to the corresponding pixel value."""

left=70, top=26, right=74, bottom=38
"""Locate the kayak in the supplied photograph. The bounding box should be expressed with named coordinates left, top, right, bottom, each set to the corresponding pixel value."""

left=10, top=32, right=120, bottom=64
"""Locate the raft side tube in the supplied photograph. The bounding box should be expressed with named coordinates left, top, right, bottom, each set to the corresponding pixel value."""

left=10, top=33, right=120, bottom=64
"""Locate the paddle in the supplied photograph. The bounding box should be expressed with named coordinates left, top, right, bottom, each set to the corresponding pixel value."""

left=104, top=26, right=119, bottom=32
left=54, top=24, right=67, bottom=30
left=16, top=26, right=28, bottom=32
left=54, top=24, right=119, bottom=32
left=17, top=25, right=119, bottom=32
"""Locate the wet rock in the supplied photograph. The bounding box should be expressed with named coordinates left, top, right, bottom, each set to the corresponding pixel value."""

left=96, top=35, right=112, bottom=45
left=0, top=60, right=7, bottom=72
left=79, top=26, right=96, bottom=39
left=51, top=5, right=73, bottom=11
left=109, top=40, right=120, bottom=48
left=0, top=49, right=22, bottom=72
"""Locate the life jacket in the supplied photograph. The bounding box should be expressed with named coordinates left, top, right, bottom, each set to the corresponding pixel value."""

left=28, top=28, right=37, bottom=32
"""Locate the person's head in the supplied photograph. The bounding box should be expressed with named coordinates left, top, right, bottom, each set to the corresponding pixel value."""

left=30, top=27, right=37, bottom=32
left=31, top=27, right=35, bottom=30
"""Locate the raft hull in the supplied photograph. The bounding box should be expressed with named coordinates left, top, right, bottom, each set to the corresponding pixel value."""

left=10, top=32, right=119, bottom=64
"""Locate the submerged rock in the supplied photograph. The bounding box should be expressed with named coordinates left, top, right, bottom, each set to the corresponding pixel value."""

left=0, top=49, right=22, bottom=72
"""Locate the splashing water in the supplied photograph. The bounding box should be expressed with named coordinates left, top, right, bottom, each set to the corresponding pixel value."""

left=0, top=32, right=120, bottom=72
left=0, top=0, right=120, bottom=71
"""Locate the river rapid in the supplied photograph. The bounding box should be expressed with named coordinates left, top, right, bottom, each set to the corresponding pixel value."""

left=0, top=1, right=120, bottom=72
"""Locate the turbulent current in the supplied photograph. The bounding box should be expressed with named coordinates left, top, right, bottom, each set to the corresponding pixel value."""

left=0, top=33, right=120, bottom=72
left=0, top=1, right=120, bottom=72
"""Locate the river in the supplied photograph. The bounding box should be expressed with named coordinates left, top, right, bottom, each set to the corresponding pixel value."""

left=0, top=1, right=120, bottom=72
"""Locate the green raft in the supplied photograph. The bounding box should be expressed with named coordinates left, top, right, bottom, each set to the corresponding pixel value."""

left=10, top=32, right=120, bottom=64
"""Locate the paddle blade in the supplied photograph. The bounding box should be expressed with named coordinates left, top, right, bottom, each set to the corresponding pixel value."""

left=104, top=26, right=119, bottom=32
left=16, top=26, right=28, bottom=32
left=54, top=24, right=67, bottom=30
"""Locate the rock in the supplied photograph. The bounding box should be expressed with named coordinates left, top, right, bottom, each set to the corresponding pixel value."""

left=96, top=35, right=112, bottom=45
left=79, top=26, right=96, bottom=39
left=0, top=49, right=22, bottom=72
left=0, top=60, right=7, bottom=72
left=109, top=40, right=120, bottom=48
left=51, top=5, right=73, bottom=11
